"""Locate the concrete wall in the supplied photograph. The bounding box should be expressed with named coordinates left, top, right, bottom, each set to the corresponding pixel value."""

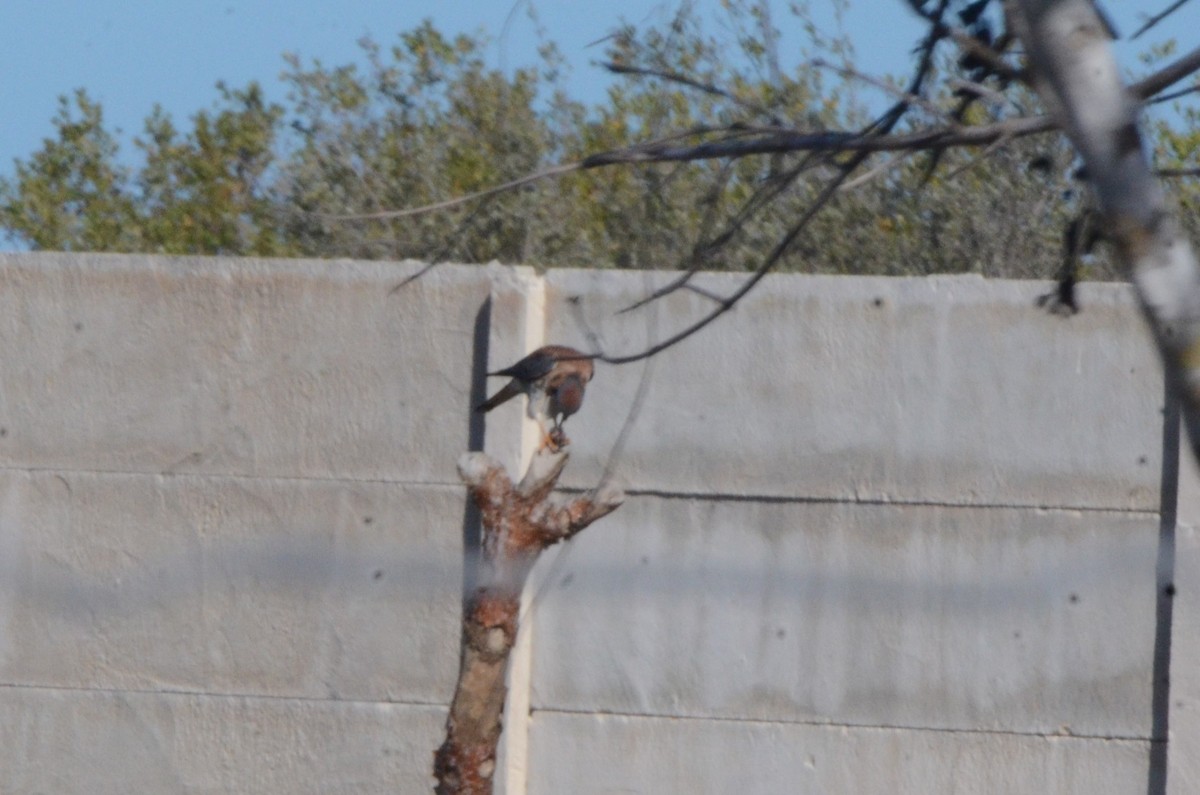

left=0, top=252, right=1184, bottom=793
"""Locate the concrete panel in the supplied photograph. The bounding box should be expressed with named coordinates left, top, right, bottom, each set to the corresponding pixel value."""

left=0, top=686, right=443, bottom=795
left=0, top=470, right=462, bottom=703
left=545, top=270, right=1162, bottom=509
left=1170, top=430, right=1200, bottom=794
left=480, top=263, right=547, bottom=475
left=527, top=711, right=1151, bottom=795
left=528, top=496, right=1158, bottom=737
left=0, top=253, right=490, bottom=484
left=1169, top=521, right=1200, bottom=795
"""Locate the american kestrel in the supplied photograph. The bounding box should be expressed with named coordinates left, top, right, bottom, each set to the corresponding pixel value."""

left=477, top=344, right=595, bottom=449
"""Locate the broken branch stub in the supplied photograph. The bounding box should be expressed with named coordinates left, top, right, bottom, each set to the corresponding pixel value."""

left=433, top=447, right=623, bottom=795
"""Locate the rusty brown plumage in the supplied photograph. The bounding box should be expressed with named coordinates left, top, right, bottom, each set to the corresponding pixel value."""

left=477, top=345, right=594, bottom=446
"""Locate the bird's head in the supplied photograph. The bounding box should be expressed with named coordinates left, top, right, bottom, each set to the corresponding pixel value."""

left=549, top=373, right=586, bottom=422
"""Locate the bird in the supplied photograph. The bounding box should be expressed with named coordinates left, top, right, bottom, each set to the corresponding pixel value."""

left=477, top=344, right=595, bottom=449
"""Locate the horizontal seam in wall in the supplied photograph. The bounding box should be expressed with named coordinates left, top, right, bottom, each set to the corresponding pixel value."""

left=0, top=464, right=1159, bottom=515
left=0, top=465, right=1161, bottom=516
left=529, top=706, right=1156, bottom=743
left=559, top=486, right=1161, bottom=516
left=0, top=680, right=449, bottom=709
left=0, top=464, right=462, bottom=490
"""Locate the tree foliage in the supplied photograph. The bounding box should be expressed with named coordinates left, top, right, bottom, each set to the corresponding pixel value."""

left=1, top=4, right=1196, bottom=283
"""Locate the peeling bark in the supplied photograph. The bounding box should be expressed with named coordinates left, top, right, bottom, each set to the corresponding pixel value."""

left=433, top=447, right=623, bottom=795
left=1010, top=0, right=1200, bottom=460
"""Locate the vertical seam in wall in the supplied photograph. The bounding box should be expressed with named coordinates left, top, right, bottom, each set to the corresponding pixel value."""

left=504, top=270, right=546, bottom=795
left=1149, top=375, right=1180, bottom=795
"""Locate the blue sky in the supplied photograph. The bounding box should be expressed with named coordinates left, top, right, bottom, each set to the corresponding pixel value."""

left=1, top=1, right=1196, bottom=172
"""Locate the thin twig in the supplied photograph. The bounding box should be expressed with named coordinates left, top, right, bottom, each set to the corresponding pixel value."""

left=313, top=162, right=581, bottom=221
left=810, top=58, right=958, bottom=124
left=947, top=78, right=1020, bottom=112
left=596, top=154, right=864, bottom=365
left=617, top=154, right=821, bottom=313
left=594, top=0, right=949, bottom=363
left=1148, top=82, right=1200, bottom=105
left=838, top=150, right=918, bottom=191
left=943, top=26, right=1022, bottom=82
left=603, top=61, right=770, bottom=117
left=1132, top=0, right=1192, bottom=40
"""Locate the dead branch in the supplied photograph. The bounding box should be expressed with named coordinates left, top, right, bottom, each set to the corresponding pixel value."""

left=1132, top=0, right=1193, bottom=40
left=1011, top=0, right=1200, bottom=462
left=1130, top=45, right=1200, bottom=100
left=313, top=43, right=1200, bottom=226
left=433, top=447, right=623, bottom=795
left=315, top=162, right=582, bottom=222
left=809, top=58, right=960, bottom=124
left=944, top=25, right=1024, bottom=82
left=602, top=61, right=771, bottom=117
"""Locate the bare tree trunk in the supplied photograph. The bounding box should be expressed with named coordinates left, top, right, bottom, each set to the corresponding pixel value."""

left=433, top=448, right=623, bottom=795
left=1010, top=0, right=1200, bottom=460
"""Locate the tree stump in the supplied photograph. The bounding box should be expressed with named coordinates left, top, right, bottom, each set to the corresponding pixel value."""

left=433, top=447, right=623, bottom=795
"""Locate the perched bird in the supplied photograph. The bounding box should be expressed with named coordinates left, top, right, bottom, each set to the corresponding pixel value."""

left=477, top=344, right=595, bottom=449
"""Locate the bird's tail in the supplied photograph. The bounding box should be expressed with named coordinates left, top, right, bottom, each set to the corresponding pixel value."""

left=476, top=380, right=520, bottom=413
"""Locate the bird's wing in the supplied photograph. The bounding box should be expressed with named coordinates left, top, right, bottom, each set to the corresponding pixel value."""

left=490, top=349, right=557, bottom=382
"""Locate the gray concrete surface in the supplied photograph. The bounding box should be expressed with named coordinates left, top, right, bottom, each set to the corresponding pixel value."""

left=529, top=497, right=1159, bottom=737
left=527, top=712, right=1151, bottom=795
left=0, top=253, right=1183, bottom=793
left=0, top=471, right=462, bottom=701
left=0, top=687, right=444, bottom=795
left=545, top=270, right=1162, bottom=509
left=0, top=253, right=487, bottom=484
left=0, top=253, right=481, bottom=794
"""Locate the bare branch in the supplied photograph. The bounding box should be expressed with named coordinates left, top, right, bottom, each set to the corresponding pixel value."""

left=602, top=61, right=770, bottom=116
left=944, top=26, right=1023, bottom=82
left=947, top=78, right=1021, bottom=111
left=304, top=32, right=1200, bottom=236
left=1130, top=45, right=1200, bottom=100
left=590, top=0, right=960, bottom=364
left=1132, top=0, right=1193, bottom=40
left=837, top=150, right=918, bottom=190
left=581, top=115, right=1052, bottom=166
left=312, top=162, right=582, bottom=222
left=1011, top=0, right=1200, bottom=462
left=596, top=153, right=864, bottom=365
left=309, top=38, right=1200, bottom=230
left=1149, top=82, right=1200, bottom=105
left=617, top=154, right=821, bottom=314
left=810, top=58, right=960, bottom=124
